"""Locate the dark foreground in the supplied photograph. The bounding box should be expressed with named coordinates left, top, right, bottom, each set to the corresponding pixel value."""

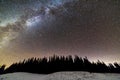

left=0, top=55, right=120, bottom=74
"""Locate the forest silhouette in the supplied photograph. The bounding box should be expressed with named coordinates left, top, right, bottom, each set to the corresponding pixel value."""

left=0, top=55, right=120, bottom=74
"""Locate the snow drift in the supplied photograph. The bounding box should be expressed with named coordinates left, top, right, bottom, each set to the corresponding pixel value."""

left=0, top=72, right=120, bottom=80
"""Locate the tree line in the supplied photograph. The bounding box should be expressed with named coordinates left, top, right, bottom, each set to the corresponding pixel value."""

left=0, top=55, right=120, bottom=74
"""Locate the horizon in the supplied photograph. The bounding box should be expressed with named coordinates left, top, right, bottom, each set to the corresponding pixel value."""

left=1, top=55, right=120, bottom=75
left=1, top=55, right=119, bottom=68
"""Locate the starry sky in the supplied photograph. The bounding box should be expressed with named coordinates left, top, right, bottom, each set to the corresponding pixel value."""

left=0, top=0, right=120, bottom=66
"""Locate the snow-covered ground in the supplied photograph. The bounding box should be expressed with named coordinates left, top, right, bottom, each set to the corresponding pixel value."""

left=0, top=72, right=120, bottom=80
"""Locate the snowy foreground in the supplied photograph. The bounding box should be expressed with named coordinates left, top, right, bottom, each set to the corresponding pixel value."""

left=1, top=72, right=120, bottom=80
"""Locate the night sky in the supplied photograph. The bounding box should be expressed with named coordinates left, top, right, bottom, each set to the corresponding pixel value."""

left=0, top=0, right=120, bottom=66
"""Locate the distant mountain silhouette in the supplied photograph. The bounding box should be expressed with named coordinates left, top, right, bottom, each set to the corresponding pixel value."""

left=0, top=55, right=120, bottom=74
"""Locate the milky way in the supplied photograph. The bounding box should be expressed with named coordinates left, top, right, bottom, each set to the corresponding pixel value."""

left=0, top=0, right=120, bottom=66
